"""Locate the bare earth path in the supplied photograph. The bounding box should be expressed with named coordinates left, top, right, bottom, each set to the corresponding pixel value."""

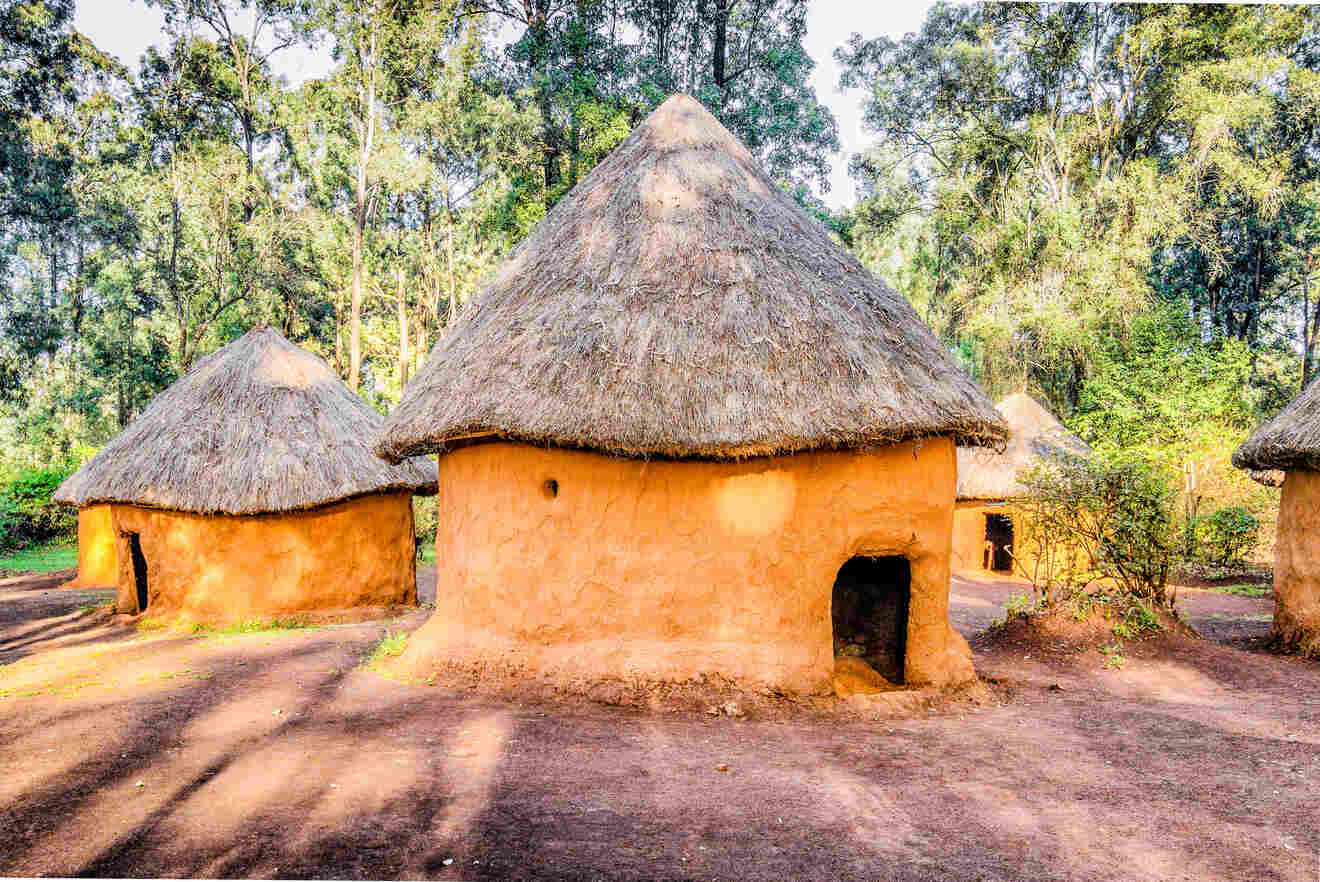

left=0, top=567, right=1317, bottom=880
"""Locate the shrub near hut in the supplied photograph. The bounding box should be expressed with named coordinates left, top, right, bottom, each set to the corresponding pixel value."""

left=1013, top=452, right=1179, bottom=615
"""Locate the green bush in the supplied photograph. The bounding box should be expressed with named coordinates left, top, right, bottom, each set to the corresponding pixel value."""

left=0, top=467, right=76, bottom=553
left=1017, top=452, right=1179, bottom=609
left=1193, top=506, right=1260, bottom=567
left=412, top=495, right=437, bottom=558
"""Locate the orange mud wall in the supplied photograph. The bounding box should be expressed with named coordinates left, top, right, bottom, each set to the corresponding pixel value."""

left=952, top=503, right=996, bottom=572
left=107, top=491, right=417, bottom=620
left=1273, top=471, right=1320, bottom=653
left=64, top=505, right=118, bottom=588
left=407, top=439, right=974, bottom=695
left=951, top=502, right=1049, bottom=577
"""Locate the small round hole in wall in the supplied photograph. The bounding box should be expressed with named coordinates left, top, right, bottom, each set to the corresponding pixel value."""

left=542, top=479, right=559, bottom=499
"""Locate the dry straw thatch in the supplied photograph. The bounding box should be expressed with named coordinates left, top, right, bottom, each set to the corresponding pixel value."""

left=54, top=326, right=437, bottom=515
left=376, top=94, right=1006, bottom=463
left=956, top=392, right=1090, bottom=501
left=1247, top=469, right=1285, bottom=488
left=1234, top=375, right=1320, bottom=473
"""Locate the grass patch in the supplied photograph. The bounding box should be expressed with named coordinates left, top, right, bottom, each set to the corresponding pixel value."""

left=1207, top=583, right=1271, bottom=598
left=134, top=616, right=322, bottom=637
left=75, top=599, right=113, bottom=614
left=418, top=545, right=435, bottom=564
left=362, top=630, right=408, bottom=671
left=190, top=617, right=320, bottom=635
left=0, top=542, right=77, bottom=574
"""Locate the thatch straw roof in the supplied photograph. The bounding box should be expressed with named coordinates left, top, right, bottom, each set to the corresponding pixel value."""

left=1234, top=376, right=1320, bottom=473
left=375, top=94, right=1006, bottom=463
left=1248, top=469, right=1285, bottom=488
left=54, top=327, right=437, bottom=515
left=957, top=393, right=1090, bottom=501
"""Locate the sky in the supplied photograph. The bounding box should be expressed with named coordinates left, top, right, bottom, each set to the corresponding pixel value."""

left=73, top=0, right=937, bottom=209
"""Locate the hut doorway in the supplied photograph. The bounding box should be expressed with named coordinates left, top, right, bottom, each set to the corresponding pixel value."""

left=831, top=556, right=910, bottom=684
left=984, top=514, right=1013, bottom=572
left=124, top=532, right=149, bottom=613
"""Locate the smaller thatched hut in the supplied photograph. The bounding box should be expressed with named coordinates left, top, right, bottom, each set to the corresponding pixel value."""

left=53, top=326, right=437, bottom=620
left=953, top=393, right=1089, bottom=575
left=1233, top=378, right=1320, bottom=655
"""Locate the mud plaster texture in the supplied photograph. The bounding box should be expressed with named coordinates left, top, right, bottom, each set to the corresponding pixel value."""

left=1273, top=471, right=1320, bottom=653
left=107, top=491, right=417, bottom=622
left=951, top=502, right=1050, bottom=577
left=405, top=440, right=974, bottom=695
left=63, top=505, right=118, bottom=589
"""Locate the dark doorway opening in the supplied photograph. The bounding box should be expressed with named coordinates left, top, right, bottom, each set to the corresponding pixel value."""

left=125, top=532, right=148, bottom=613
left=984, top=514, right=1014, bottom=572
left=831, top=556, right=910, bottom=684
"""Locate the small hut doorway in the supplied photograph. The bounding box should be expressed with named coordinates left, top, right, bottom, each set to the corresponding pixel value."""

left=984, top=514, right=1013, bottom=572
left=124, top=532, right=149, bottom=613
left=831, top=556, right=910, bottom=684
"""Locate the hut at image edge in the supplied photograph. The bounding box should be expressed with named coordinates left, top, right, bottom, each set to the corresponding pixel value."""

left=1234, top=376, right=1320, bottom=655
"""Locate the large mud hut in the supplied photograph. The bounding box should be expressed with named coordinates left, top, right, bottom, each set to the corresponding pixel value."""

left=953, top=393, right=1090, bottom=576
left=1233, top=377, right=1320, bottom=656
left=53, top=326, right=437, bottom=621
left=376, top=94, right=1008, bottom=695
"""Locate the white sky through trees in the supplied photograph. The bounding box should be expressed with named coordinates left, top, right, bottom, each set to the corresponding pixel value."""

left=74, top=0, right=937, bottom=208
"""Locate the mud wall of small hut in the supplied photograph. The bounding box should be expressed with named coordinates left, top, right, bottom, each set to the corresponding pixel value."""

left=952, top=502, right=1056, bottom=579
left=66, top=504, right=118, bottom=588
left=406, top=439, right=973, bottom=694
left=108, top=491, right=417, bottom=620
left=1273, top=471, right=1320, bottom=653
left=951, top=502, right=992, bottom=572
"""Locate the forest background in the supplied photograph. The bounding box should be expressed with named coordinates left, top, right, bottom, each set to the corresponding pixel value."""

left=3, top=1, right=1319, bottom=561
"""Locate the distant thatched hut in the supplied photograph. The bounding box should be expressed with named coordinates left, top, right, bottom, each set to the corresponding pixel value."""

left=952, top=393, right=1090, bottom=575
left=1233, top=378, right=1320, bottom=655
left=53, top=327, right=437, bottom=620
left=375, top=95, right=1007, bottom=695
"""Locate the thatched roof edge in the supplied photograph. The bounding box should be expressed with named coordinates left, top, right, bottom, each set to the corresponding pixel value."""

left=375, top=94, right=1007, bottom=464
left=54, top=326, right=438, bottom=515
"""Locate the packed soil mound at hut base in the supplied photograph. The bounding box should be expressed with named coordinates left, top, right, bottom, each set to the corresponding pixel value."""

left=376, top=654, right=994, bottom=722
left=972, top=597, right=1220, bottom=677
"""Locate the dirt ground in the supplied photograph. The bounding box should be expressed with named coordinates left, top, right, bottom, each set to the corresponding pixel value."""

left=1, top=567, right=1318, bottom=880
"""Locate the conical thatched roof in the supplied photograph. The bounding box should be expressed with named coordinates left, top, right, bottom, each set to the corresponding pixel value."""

left=54, top=327, right=437, bottom=515
left=1234, top=376, right=1320, bottom=473
left=957, top=393, right=1090, bottom=501
left=375, top=94, right=1006, bottom=463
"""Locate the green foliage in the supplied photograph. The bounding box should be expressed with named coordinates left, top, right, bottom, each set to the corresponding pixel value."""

left=991, top=592, right=1035, bottom=628
left=0, top=468, right=74, bottom=552
left=840, top=2, right=1319, bottom=439
left=1017, top=452, right=1180, bottom=609
left=412, top=495, right=436, bottom=558
left=1192, top=507, right=1261, bottom=567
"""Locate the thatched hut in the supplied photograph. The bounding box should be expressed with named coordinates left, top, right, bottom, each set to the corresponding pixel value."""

left=375, top=94, right=1007, bottom=695
left=1233, top=378, right=1320, bottom=655
left=53, top=326, right=437, bottom=620
left=952, top=393, right=1090, bottom=575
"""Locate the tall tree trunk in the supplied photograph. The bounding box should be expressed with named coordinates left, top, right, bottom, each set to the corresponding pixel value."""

left=446, top=207, right=458, bottom=328
left=349, top=22, right=378, bottom=394
left=397, top=266, right=409, bottom=389
left=335, top=288, right=345, bottom=377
